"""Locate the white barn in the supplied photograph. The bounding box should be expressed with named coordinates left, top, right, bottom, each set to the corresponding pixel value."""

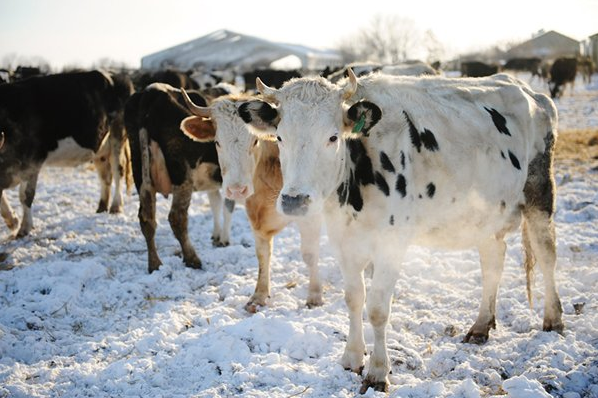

left=141, top=29, right=343, bottom=72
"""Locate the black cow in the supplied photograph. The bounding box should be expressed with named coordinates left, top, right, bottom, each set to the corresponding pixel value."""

left=242, top=68, right=302, bottom=92
left=124, top=83, right=234, bottom=273
left=132, top=68, right=199, bottom=92
left=0, top=70, right=133, bottom=237
left=460, top=61, right=499, bottom=77
left=503, top=57, right=543, bottom=79
left=549, top=57, right=577, bottom=98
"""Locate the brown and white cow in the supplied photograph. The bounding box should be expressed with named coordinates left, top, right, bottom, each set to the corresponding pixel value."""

left=124, top=83, right=234, bottom=273
left=240, top=70, right=563, bottom=393
left=179, top=90, right=324, bottom=311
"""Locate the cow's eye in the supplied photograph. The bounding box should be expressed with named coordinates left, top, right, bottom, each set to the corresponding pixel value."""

left=329, top=135, right=338, bottom=143
left=276, top=136, right=282, bottom=142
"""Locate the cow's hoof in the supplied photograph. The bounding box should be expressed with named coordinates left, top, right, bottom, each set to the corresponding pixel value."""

left=15, top=229, right=30, bottom=239
left=96, top=202, right=108, bottom=213
left=244, top=295, right=268, bottom=313
left=306, top=296, right=323, bottom=309
left=211, top=237, right=230, bottom=247
left=343, top=365, right=364, bottom=376
left=543, top=320, right=564, bottom=334
left=184, top=258, right=202, bottom=270
left=359, top=377, right=388, bottom=394
left=109, top=205, right=123, bottom=214
left=463, top=331, right=489, bottom=344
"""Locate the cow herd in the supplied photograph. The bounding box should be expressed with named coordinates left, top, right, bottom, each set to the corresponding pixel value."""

left=0, top=61, right=571, bottom=393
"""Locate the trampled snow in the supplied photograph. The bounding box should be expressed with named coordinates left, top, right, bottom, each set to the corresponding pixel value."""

left=0, top=74, right=597, bottom=398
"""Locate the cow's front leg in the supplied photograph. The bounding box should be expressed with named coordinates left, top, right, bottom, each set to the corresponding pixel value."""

left=297, top=215, right=323, bottom=308
left=464, top=237, right=506, bottom=344
left=16, top=170, right=39, bottom=238
left=245, top=233, right=273, bottom=313
left=1, top=192, right=19, bottom=230
left=207, top=190, right=230, bottom=247
left=169, top=182, right=201, bottom=269
left=360, top=260, right=400, bottom=394
left=340, top=258, right=368, bottom=375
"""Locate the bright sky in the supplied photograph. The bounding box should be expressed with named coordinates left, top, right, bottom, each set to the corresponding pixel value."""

left=1, top=0, right=597, bottom=70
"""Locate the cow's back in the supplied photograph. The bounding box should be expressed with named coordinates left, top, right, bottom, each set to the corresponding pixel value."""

left=346, top=74, right=556, bottom=247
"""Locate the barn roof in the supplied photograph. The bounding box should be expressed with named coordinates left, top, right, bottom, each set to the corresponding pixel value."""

left=141, top=29, right=343, bottom=72
left=506, top=30, right=581, bottom=60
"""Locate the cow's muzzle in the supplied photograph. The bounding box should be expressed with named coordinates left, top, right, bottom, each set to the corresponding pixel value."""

left=280, top=194, right=310, bottom=216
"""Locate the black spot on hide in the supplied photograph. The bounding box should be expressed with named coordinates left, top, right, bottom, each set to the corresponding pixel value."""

left=336, top=140, right=375, bottom=212
left=380, top=151, right=395, bottom=173
left=375, top=172, right=390, bottom=196
left=389, top=215, right=395, bottom=225
left=484, top=107, right=511, bottom=136
left=508, top=150, right=521, bottom=170
left=420, top=129, right=439, bottom=152
left=396, top=174, right=407, bottom=198
left=426, top=183, right=436, bottom=198
left=404, top=111, right=439, bottom=152
left=400, top=151, right=406, bottom=170
left=500, top=151, right=506, bottom=159
left=405, top=111, right=421, bottom=152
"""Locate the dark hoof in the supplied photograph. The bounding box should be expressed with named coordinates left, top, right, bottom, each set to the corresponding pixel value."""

left=109, top=205, right=123, bottom=214
left=359, top=378, right=388, bottom=394
left=343, top=365, right=364, bottom=376
left=96, top=203, right=108, bottom=213
left=306, top=299, right=324, bottom=309
left=463, top=331, right=489, bottom=344
left=184, top=258, right=202, bottom=270
left=212, top=238, right=230, bottom=248
left=148, top=259, right=162, bottom=274
left=543, top=322, right=564, bottom=334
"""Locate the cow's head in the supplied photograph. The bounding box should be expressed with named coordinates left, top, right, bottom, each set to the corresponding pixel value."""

left=179, top=89, right=259, bottom=201
left=238, top=69, right=381, bottom=217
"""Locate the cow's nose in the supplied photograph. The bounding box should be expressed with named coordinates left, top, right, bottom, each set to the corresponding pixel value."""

left=280, top=194, right=310, bottom=216
left=226, top=185, right=250, bottom=200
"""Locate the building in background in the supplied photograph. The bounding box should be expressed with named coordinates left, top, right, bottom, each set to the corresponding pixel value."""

left=505, top=30, right=581, bottom=60
left=141, top=29, right=343, bottom=73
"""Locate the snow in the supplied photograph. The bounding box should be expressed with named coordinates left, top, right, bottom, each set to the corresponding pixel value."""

left=1, top=74, right=597, bottom=398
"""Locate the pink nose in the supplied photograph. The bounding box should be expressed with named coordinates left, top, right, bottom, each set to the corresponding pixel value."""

left=226, top=185, right=249, bottom=199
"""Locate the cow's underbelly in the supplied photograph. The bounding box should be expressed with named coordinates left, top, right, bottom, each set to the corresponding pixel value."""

left=45, top=137, right=95, bottom=167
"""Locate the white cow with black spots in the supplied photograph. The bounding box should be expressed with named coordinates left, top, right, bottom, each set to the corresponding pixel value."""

left=239, top=70, right=563, bottom=394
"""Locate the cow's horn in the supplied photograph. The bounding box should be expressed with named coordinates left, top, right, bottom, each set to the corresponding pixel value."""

left=181, top=88, right=211, bottom=118
left=256, top=78, right=277, bottom=99
left=342, top=68, right=357, bottom=100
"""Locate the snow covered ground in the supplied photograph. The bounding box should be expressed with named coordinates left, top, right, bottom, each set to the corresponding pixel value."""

left=0, top=74, right=597, bottom=398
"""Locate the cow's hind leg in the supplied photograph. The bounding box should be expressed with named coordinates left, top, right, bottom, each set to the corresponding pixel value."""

left=523, top=208, right=563, bottom=333
left=16, top=169, right=40, bottom=238
left=1, top=191, right=19, bottom=231
left=93, top=140, right=112, bottom=213
left=169, top=182, right=201, bottom=269
left=138, top=186, right=161, bottom=273
left=108, top=122, right=127, bottom=214
left=464, top=237, right=506, bottom=344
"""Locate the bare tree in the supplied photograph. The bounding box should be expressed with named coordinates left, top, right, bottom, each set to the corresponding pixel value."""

left=337, top=14, right=442, bottom=64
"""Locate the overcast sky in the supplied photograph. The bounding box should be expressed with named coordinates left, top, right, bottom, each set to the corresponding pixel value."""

left=1, top=0, right=597, bottom=70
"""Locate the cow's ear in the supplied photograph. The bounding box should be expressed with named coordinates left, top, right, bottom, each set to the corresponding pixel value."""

left=180, top=116, right=215, bottom=142
left=238, top=100, right=279, bottom=135
left=344, top=100, right=382, bottom=137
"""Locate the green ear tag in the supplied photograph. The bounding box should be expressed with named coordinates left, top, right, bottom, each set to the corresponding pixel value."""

left=352, top=114, right=366, bottom=134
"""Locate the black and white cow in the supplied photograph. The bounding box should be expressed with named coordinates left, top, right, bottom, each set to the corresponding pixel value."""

left=0, top=70, right=133, bottom=237
left=124, top=83, right=234, bottom=273
left=239, top=70, right=563, bottom=393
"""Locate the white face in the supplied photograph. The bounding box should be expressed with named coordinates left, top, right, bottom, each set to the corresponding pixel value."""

left=211, top=100, right=259, bottom=201
left=271, top=85, right=346, bottom=217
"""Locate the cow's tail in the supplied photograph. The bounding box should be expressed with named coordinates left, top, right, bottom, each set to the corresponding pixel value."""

left=124, top=137, right=133, bottom=195
left=139, top=128, right=151, bottom=190
left=521, top=220, right=535, bottom=307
